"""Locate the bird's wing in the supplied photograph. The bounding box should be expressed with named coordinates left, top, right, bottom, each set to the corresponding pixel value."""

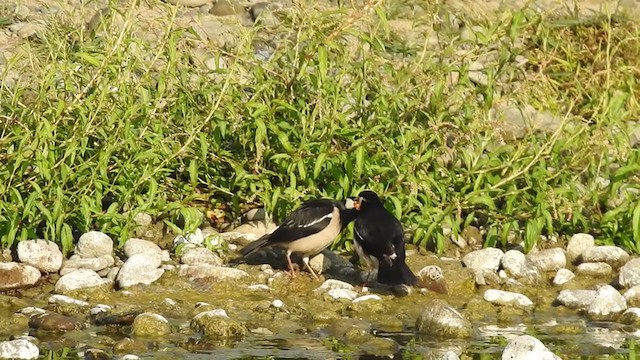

left=267, top=199, right=337, bottom=245
left=354, top=208, right=403, bottom=258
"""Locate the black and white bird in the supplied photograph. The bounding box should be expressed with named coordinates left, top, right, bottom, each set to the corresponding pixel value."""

left=237, top=198, right=357, bottom=280
left=352, top=190, right=417, bottom=288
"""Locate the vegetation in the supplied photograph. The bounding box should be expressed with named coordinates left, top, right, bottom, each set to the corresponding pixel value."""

left=0, top=0, right=638, bottom=255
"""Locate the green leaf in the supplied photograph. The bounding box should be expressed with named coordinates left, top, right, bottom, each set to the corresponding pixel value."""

left=466, top=193, right=496, bottom=210
left=313, top=153, right=328, bottom=179
left=354, top=146, right=365, bottom=177
left=76, top=52, right=101, bottom=67
left=633, top=201, right=640, bottom=245
left=318, top=46, right=328, bottom=83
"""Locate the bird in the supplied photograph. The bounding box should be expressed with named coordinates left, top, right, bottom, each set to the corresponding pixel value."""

left=237, top=198, right=357, bottom=280
left=352, top=190, right=417, bottom=289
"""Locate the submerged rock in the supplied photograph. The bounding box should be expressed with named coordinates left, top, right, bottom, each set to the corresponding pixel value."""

left=581, top=246, right=630, bottom=268
left=0, top=339, right=39, bottom=360
left=527, top=248, right=566, bottom=272
left=0, top=262, right=41, bottom=291
left=462, top=248, right=504, bottom=272
left=178, top=264, right=248, bottom=280
left=415, top=299, right=472, bottom=338
left=17, top=239, right=63, bottom=273
left=576, top=262, right=612, bottom=277
left=132, top=312, right=171, bottom=337
left=619, top=308, right=640, bottom=326
left=553, top=269, right=575, bottom=286
left=566, top=233, right=595, bottom=264
left=54, top=269, right=112, bottom=294
left=618, top=258, right=640, bottom=288
left=484, top=289, right=534, bottom=310
left=28, top=313, right=79, bottom=331
left=75, top=231, right=113, bottom=258
left=116, top=253, right=164, bottom=288
left=83, top=349, right=110, bottom=360
left=501, top=335, right=561, bottom=360
left=555, top=289, right=596, bottom=309
left=190, top=310, right=247, bottom=339
left=587, top=285, right=626, bottom=321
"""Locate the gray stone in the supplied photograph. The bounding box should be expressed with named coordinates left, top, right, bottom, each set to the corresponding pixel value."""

left=582, top=246, right=630, bottom=268
left=308, top=253, right=330, bottom=275
left=54, top=269, right=112, bottom=294
left=178, top=264, right=248, bottom=280
left=624, top=286, right=640, bottom=307
left=473, top=268, right=503, bottom=287
left=501, top=335, right=561, bottom=360
left=491, top=103, right=562, bottom=140
left=552, top=268, right=575, bottom=286
left=180, top=247, right=223, bottom=266
left=619, top=258, right=640, bottom=288
left=48, top=295, right=89, bottom=307
left=8, top=22, right=44, bottom=38
left=191, top=310, right=247, bottom=339
left=221, top=220, right=277, bottom=245
left=415, top=299, right=471, bottom=338
left=76, top=231, right=113, bottom=258
left=0, top=262, right=41, bottom=291
left=468, top=61, right=488, bottom=86
left=132, top=312, right=171, bottom=337
left=132, top=213, right=153, bottom=226
left=124, top=238, right=169, bottom=261
left=353, top=295, right=382, bottom=303
left=0, top=339, right=39, bottom=360
left=28, top=313, right=79, bottom=331
left=500, top=250, right=541, bottom=283
left=576, top=262, right=612, bottom=277
left=462, top=248, right=504, bottom=272
left=566, top=233, right=595, bottom=264
left=326, top=289, right=358, bottom=301
left=17, top=240, right=63, bottom=273
left=116, top=254, right=164, bottom=288
left=313, top=279, right=354, bottom=294
left=61, top=254, right=114, bottom=274
left=209, top=0, right=244, bottom=16
left=630, top=126, right=640, bottom=148
left=527, top=248, right=566, bottom=272
left=555, top=289, right=596, bottom=309
left=587, top=284, right=627, bottom=321
left=417, top=265, right=449, bottom=294
left=484, top=289, right=534, bottom=310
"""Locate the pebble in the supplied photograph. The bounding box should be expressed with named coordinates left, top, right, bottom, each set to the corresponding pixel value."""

left=417, top=265, right=449, bottom=294
left=552, top=269, right=575, bottom=286
left=48, top=295, right=89, bottom=307
left=75, top=231, right=113, bottom=258
left=308, top=253, right=330, bottom=275
left=500, top=250, right=541, bottom=283
left=462, top=248, right=504, bottom=272
left=313, top=279, right=354, bottom=294
left=624, top=286, right=640, bottom=307
left=0, top=262, right=41, bottom=291
left=567, top=233, right=596, bottom=264
left=555, top=289, right=596, bottom=309
left=16, top=239, right=63, bottom=273
left=353, top=295, right=382, bottom=303
left=54, top=269, right=112, bottom=294
left=326, top=289, right=358, bottom=301
left=501, top=335, right=561, bottom=360
left=576, top=262, right=612, bottom=277
left=271, top=300, right=284, bottom=309
left=28, top=313, right=79, bottom=331
left=90, top=304, right=111, bottom=316
left=0, top=339, right=40, bottom=360
left=16, top=307, right=46, bottom=317
left=587, top=284, right=627, bottom=321
left=123, top=238, right=170, bottom=261
left=178, top=264, right=248, bottom=280
left=415, top=299, right=471, bottom=338
left=180, top=247, right=223, bottom=266
left=61, top=255, right=115, bottom=274
left=483, top=289, right=534, bottom=310
left=618, top=258, right=640, bottom=288
left=116, top=253, right=164, bottom=288
left=581, top=246, right=630, bottom=268
left=527, top=248, right=566, bottom=272
left=619, top=308, right=640, bottom=326
left=247, top=284, right=270, bottom=291
left=131, top=312, right=171, bottom=337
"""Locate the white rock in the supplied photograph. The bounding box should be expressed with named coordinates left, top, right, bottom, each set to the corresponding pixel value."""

left=90, top=304, right=111, bottom=315
left=500, top=250, right=541, bottom=282
left=501, top=335, right=561, bottom=360
left=271, top=300, right=284, bottom=308
left=193, top=309, right=229, bottom=319
left=352, top=295, right=382, bottom=303
left=462, top=248, right=504, bottom=272
left=619, top=307, right=640, bottom=325
left=326, top=288, right=358, bottom=301
left=120, top=355, right=140, bottom=360
left=123, top=238, right=170, bottom=261
left=552, top=269, right=575, bottom=286
left=624, top=285, right=640, bottom=307
left=313, top=279, right=354, bottom=294
left=178, top=264, right=248, bottom=280
left=180, top=247, right=223, bottom=266
left=308, top=253, right=330, bottom=275
left=17, top=239, right=63, bottom=273
left=587, top=284, right=627, bottom=321
left=116, top=254, right=164, bottom=288
left=484, top=289, right=534, bottom=309
left=55, top=269, right=112, bottom=293
left=527, top=248, right=566, bottom=272
left=48, top=295, right=89, bottom=307
left=75, top=231, right=113, bottom=258
left=566, top=233, right=595, bottom=264
left=247, top=284, right=270, bottom=291
left=0, top=262, right=41, bottom=291
left=582, top=246, right=630, bottom=268
left=61, top=255, right=115, bottom=274
left=16, top=307, right=46, bottom=317
left=619, top=258, right=640, bottom=288
left=555, top=289, right=596, bottom=309
left=0, top=339, right=40, bottom=360
left=576, top=262, right=612, bottom=277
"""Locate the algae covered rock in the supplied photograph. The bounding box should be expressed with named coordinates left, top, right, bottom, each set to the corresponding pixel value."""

left=190, top=309, right=247, bottom=339
left=415, top=299, right=472, bottom=338
left=132, top=312, right=171, bottom=337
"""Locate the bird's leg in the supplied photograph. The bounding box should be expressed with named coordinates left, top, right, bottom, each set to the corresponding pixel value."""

left=302, top=256, right=320, bottom=280
left=285, top=250, right=296, bottom=278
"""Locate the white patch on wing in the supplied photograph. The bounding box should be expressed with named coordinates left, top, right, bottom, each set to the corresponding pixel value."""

left=299, top=213, right=333, bottom=228
left=354, top=227, right=365, bottom=242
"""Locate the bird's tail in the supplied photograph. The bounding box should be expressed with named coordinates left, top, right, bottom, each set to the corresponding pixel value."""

left=377, top=259, right=417, bottom=286
left=228, top=235, right=270, bottom=266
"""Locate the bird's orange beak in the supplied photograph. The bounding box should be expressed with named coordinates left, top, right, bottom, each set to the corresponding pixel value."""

left=354, top=198, right=361, bottom=211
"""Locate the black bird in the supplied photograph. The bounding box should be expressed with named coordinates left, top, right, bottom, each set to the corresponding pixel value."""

left=353, top=190, right=417, bottom=288
left=238, top=198, right=357, bottom=279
